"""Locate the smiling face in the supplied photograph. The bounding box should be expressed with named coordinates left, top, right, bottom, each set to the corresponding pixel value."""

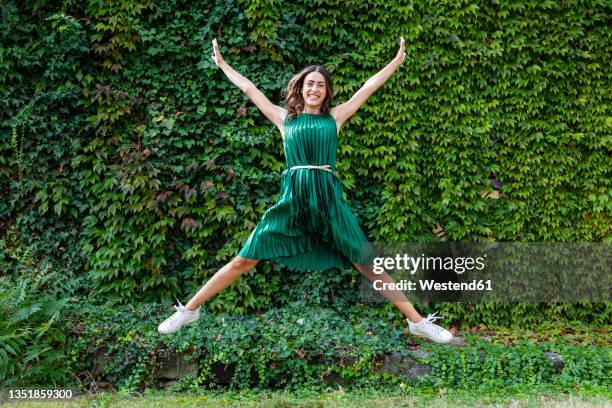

left=301, top=71, right=327, bottom=112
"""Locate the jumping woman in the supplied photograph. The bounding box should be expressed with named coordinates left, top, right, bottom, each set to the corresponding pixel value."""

left=158, top=37, right=454, bottom=344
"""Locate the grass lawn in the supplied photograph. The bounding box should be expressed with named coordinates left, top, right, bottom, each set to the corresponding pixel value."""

left=6, top=384, right=611, bottom=408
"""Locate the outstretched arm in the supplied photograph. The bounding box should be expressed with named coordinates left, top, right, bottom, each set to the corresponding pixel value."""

left=331, top=37, right=406, bottom=129
left=212, top=39, right=286, bottom=132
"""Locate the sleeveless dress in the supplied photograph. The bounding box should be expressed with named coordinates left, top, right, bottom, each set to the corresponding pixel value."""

left=237, top=112, right=372, bottom=271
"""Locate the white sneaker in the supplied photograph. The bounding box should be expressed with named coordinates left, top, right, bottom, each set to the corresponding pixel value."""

left=158, top=300, right=200, bottom=334
left=407, top=312, right=454, bottom=344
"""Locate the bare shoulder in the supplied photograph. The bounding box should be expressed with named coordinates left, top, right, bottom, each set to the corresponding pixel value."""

left=330, top=106, right=342, bottom=137
left=274, top=107, right=289, bottom=140
left=330, top=105, right=340, bottom=118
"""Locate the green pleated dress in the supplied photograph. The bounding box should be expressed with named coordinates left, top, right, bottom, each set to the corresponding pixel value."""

left=237, top=111, right=371, bottom=271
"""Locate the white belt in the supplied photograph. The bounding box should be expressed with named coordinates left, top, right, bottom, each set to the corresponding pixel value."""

left=289, top=165, right=335, bottom=173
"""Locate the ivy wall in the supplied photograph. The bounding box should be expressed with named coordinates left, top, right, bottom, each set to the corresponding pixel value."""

left=1, top=0, right=610, bottom=320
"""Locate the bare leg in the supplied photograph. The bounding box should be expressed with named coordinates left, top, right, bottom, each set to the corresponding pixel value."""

left=352, top=262, right=423, bottom=323
left=184, top=256, right=259, bottom=311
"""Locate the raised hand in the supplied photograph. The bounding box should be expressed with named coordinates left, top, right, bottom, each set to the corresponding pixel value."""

left=395, top=36, right=406, bottom=65
left=211, top=38, right=225, bottom=67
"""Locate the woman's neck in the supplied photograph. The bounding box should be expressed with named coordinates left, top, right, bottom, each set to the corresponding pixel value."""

left=302, top=108, right=323, bottom=114
left=302, top=104, right=322, bottom=114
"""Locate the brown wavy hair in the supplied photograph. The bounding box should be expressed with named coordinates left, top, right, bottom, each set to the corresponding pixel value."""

left=282, top=65, right=334, bottom=122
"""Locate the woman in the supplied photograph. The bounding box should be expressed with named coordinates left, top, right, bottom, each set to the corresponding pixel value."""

left=158, top=37, right=454, bottom=344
